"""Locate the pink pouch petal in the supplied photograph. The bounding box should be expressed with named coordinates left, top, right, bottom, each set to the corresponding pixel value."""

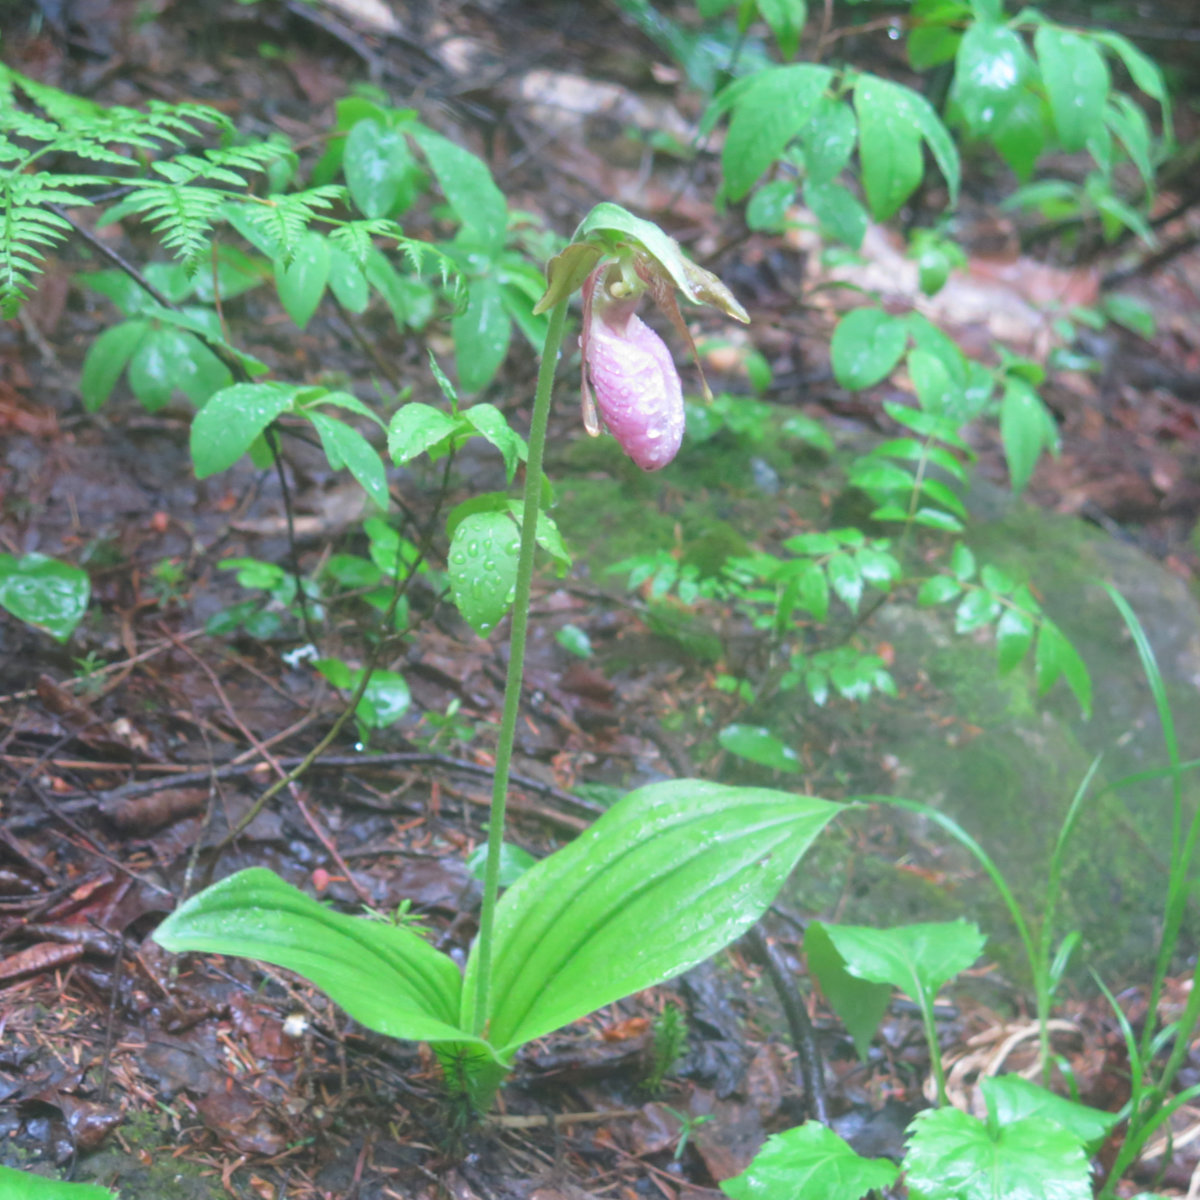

left=585, top=306, right=685, bottom=471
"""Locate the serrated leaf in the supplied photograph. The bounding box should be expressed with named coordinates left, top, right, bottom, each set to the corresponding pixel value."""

left=453, top=274, right=511, bottom=393
left=718, top=724, right=802, bottom=773
left=1035, top=26, right=1110, bottom=153
left=275, top=230, right=330, bottom=329
left=0, top=553, right=90, bottom=642
left=806, top=922, right=891, bottom=1061
left=447, top=510, right=520, bottom=637
left=981, top=1076, right=1117, bottom=1148
left=79, top=319, right=150, bottom=411
left=831, top=308, right=908, bottom=390
left=387, top=402, right=459, bottom=464
left=821, top=920, right=986, bottom=1009
left=153, top=868, right=471, bottom=1045
left=191, top=382, right=298, bottom=478
left=721, top=1120, right=897, bottom=1200
left=722, top=64, right=834, bottom=201
left=309, top=412, right=388, bottom=509
left=461, top=780, right=840, bottom=1051
left=905, top=1106, right=1092, bottom=1200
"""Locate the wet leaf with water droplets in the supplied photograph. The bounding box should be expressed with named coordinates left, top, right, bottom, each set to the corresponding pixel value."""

left=447, top=511, right=520, bottom=637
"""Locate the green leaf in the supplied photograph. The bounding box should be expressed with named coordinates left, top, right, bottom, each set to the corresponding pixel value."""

left=191, top=382, right=297, bottom=477
left=0, top=1165, right=117, bottom=1198
left=460, top=403, right=525, bottom=483
left=721, top=1121, right=898, bottom=1200
left=462, top=781, right=840, bottom=1051
left=328, top=243, right=370, bottom=312
left=410, top=126, right=508, bottom=254
left=918, top=575, right=962, bottom=606
left=718, top=724, right=802, bottom=773
left=555, top=623, right=593, bottom=658
left=343, top=119, right=418, bottom=219
left=995, top=605, right=1035, bottom=673
left=794, top=561, right=830, bottom=621
left=174, top=332, right=232, bottom=406
left=357, top=669, right=411, bottom=729
left=756, top=0, right=807, bottom=59
left=1035, top=619, right=1092, bottom=717
left=981, top=1076, right=1118, bottom=1147
left=831, top=308, right=907, bottom=390
left=907, top=0, right=968, bottom=70
left=908, top=347, right=955, bottom=416
left=387, top=402, right=459, bottom=464
left=152, top=868, right=473, bottom=1046
left=453, top=274, right=511, bottom=393
left=447, top=510, right=520, bottom=636
left=854, top=75, right=923, bottom=221
left=1102, top=293, right=1155, bottom=339
left=1001, top=379, right=1055, bottom=493
left=1104, top=94, right=1154, bottom=196
left=1092, top=30, right=1168, bottom=107
left=952, top=22, right=1031, bottom=137
left=800, top=96, right=857, bottom=185
left=79, top=319, right=149, bottom=411
left=1035, top=26, right=1110, bottom=153
left=466, top=842, right=537, bottom=888
left=955, top=589, right=1002, bottom=634
left=820, top=920, right=985, bottom=1008
left=805, top=922, right=891, bottom=1061
left=855, top=74, right=959, bottom=219
left=721, top=64, right=834, bottom=201
left=0, top=553, right=89, bottom=642
left=804, top=180, right=867, bottom=249
left=746, top=179, right=796, bottom=233
left=309, top=412, right=389, bottom=509
left=827, top=553, right=863, bottom=613
left=992, top=87, right=1048, bottom=181
left=275, top=231, right=330, bottom=328
left=950, top=542, right=976, bottom=581
left=904, top=1106, right=1092, bottom=1200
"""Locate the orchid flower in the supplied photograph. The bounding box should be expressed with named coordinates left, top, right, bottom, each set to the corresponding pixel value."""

left=534, top=204, right=749, bottom=471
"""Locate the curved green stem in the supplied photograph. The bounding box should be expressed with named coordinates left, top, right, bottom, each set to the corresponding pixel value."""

left=472, top=296, right=570, bottom=1036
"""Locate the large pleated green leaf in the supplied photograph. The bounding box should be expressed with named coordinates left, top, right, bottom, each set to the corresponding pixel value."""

left=463, top=781, right=839, bottom=1053
left=153, top=868, right=472, bottom=1047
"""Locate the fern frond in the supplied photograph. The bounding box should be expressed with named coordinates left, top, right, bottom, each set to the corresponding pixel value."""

left=329, top=219, right=397, bottom=266
left=0, top=177, right=84, bottom=317
left=119, top=183, right=225, bottom=270
left=235, top=186, right=346, bottom=265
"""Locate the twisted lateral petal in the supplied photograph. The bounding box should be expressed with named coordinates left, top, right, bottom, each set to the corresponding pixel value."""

left=585, top=301, right=685, bottom=472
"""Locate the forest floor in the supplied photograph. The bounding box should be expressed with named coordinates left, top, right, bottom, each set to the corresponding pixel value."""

left=2, top=1, right=1200, bottom=1197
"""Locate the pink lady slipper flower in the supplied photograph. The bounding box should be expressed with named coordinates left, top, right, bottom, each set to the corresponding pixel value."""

left=580, top=262, right=685, bottom=471
left=534, top=203, right=749, bottom=472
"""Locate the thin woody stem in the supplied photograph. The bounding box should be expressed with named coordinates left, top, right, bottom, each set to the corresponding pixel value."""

left=472, top=296, right=570, bottom=1036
